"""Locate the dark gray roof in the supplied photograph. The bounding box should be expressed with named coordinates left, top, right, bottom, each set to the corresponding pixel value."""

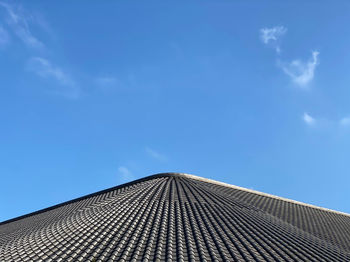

left=1, top=173, right=350, bottom=261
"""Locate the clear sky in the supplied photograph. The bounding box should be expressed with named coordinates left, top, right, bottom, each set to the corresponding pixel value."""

left=1, top=1, right=350, bottom=221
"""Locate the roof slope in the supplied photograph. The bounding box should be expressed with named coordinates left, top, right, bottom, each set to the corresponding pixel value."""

left=1, top=173, right=349, bottom=261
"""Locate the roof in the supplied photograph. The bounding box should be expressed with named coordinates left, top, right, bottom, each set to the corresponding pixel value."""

left=1, top=172, right=350, bottom=261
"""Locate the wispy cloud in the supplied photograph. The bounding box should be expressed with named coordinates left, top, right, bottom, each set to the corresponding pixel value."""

left=146, top=147, right=167, bottom=161
left=0, top=2, right=43, bottom=49
left=260, top=26, right=287, bottom=53
left=280, top=51, right=319, bottom=87
left=340, top=117, right=350, bottom=126
left=28, top=57, right=79, bottom=97
left=95, top=76, right=118, bottom=87
left=1, top=2, right=82, bottom=99
left=28, top=57, right=74, bottom=85
left=118, top=166, right=134, bottom=182
left=303, top=112, right=315, bottom=125
left=0, top=25, right=10, bottom=46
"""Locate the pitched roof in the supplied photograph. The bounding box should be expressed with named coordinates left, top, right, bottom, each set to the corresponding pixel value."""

left=1, top=173, right=349, bottom=261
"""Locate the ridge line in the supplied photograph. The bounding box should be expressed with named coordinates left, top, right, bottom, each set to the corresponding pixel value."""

left=178, top=173, right=350, bottom=217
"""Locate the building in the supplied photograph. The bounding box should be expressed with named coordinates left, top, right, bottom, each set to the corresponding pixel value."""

left=1, top=173, right=349, bottom=261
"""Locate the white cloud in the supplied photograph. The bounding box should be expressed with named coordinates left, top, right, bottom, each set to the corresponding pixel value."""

left=340, top=117, right=350, bottom=126
left=0, top=25, right=10, bottom=46
left=303, top=112, right=315, bottom=125
left=0, top=2, right=43, bottom=49
left=281, top=51, right=319, bottom=87
left=146, top=147, right=167, bottom=161
left=260, top=26, right=287, bottom=53
left=118, top=166, right=134, bottom=181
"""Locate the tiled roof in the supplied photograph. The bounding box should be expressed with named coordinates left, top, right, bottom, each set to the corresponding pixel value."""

left=0, top=173, right=349, bottom=261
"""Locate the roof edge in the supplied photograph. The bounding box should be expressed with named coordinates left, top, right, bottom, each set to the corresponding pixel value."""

left=0, top=173, right=173, bottom=225
left=178, top=173, right=350, bottom=218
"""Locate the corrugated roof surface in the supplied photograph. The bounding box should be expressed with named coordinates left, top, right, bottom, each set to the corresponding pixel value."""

left=0, top=173, right=349, bottom=261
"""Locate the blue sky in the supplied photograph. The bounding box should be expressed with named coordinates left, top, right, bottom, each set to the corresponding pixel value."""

left=1, top=1, right=350, bottom=221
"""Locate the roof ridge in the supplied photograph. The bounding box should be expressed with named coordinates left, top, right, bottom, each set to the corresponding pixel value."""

left=178, top=173, right=350, bottom=217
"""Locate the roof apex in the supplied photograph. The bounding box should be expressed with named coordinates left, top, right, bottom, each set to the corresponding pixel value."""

left=1, top=172, right=349, bottom=226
